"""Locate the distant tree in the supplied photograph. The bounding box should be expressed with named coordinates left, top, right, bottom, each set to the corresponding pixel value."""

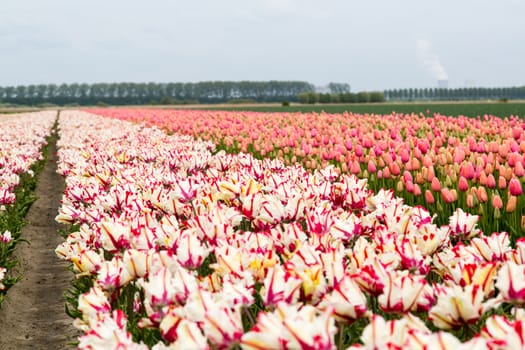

left=319, top=93, right=332, bottom=103
left=328, top=82, right=351, bottom=94
left=339, top=92, right=357, bottom=103
left=369, top=91, right=385, bottom=103
left=307, top=92, right=319, bottom=104
left=357, top=92, right=370, bottom=103
left=298, top=92, right=310, bottom=104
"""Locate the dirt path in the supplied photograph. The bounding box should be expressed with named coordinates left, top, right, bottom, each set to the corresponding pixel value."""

left=0, top=123, right=79, bottom=349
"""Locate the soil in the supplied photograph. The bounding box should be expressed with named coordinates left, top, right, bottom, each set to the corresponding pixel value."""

left=0, top=125, right=80, bottom=349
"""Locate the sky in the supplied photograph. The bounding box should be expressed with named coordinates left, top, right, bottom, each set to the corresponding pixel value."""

left=1, top=0, right=524, bottom=91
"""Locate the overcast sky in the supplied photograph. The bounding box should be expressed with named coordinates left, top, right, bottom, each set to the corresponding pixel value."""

left=1, top=0, right=524, bottom=91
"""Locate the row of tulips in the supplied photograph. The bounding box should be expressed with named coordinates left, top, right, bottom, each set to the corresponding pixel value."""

left=87, top=108, right=525, bottom=240
left=56, top=110, right=524, bottom=349
left=0, top=111, right=56, bottom=304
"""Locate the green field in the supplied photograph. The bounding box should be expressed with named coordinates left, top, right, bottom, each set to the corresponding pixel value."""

left=196, top=101, right=525, bottom=118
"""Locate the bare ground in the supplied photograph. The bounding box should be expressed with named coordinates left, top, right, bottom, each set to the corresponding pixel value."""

left=0, top=127, right=79, bottom=349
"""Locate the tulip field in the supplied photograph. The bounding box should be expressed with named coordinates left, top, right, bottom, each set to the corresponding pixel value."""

left=0, top=111, right=55, bottom=305
left=1, top=108, right=524, bottom=349
left=46, top=109, right=525, bottom=349
left=89, top=108, right=525, bottom=239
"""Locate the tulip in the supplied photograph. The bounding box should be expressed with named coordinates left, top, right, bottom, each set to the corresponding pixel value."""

left=469, top=232, right=512, bottom=262
left=367, top=160, right=376, bottom=173
left=429, top=284, right=498, bottom=330
left=481, top=315, right=525, bottom=349
left=0, top=267, right=6, bottom=291
left=498, top=175, right=507, bottom=190
left=431, top=177, right=441, bottom=192
left=242, top=303, right=337, bottom=350
left=176, top=231, right=212, bottom=270
left=476, top=186, right=488, bottom=203
left=506, top=195, right=517, bottom=213
left=466, top=194, right=475, bottom=208
left=97, top=256, right=133, bottom=291
left=358, top=314, right=429, bottom=350
left=440, top=188, right=456, bottom=204
left=424, top=190, right=435, bottom=205
left=161, top=319, right=209, bottom=349
left=77, top=286, right=112, bottom=327
left=458, top=176, right=469, bottom=192
left=78, top=310, right=148, bottom=350
left=201, top=302, right=244, bottom=349
left=97, top=221, right=131, bottom=252
left=260, top=265, right=302, bottom=307
left=509, top=177, right=523, bottom=196
left=378, top=272, right=435, bottom=313
left=317, top=274, right=368, bottom=322
left=71, top=249, right=104, bottom=275
left=492, top=194, right=503, bottom=209
left=0, top=230, right=12, bottom=243
left=495, top=262, right=525, bottom=304
left=448, top=208, right=481, bottom=240
left=405, top=330, right=484, bottom=350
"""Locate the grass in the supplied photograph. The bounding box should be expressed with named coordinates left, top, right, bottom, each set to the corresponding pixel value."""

left=188, top=101, right=525, bottom=118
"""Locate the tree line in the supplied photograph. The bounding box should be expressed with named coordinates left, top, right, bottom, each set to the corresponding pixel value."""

left=385, top=86, right=525, bottom=101
left=2, top=81, right=523, bottom=106
left=298, top=91, right=385, bottom=104
left=0, top=81, right=317, bottom=106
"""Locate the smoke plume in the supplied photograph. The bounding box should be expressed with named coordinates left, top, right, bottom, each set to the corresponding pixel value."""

left=417, top=38, right=449, bottom=81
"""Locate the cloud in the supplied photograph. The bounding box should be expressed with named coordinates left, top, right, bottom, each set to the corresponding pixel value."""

left=416, top=37, right=448, bottom=81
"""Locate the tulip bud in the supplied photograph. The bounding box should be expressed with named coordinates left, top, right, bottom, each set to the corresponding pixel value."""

left=506, top=196, right=517, bottom=213
left=498, top=176, right=507, bottom=190
left=405, top=181, right=414, bottom=193
left=444, top=175, right=453, bottom=188
left=425, top=190, right=435, bottom=204
left=367, top=160, right=377, bottom=173
left=466, top=194, right=475, bottom=208
left=458, top=176, right=469, bottom=192
left=441, top=188, right=455, bottom=204
left=509, top=178, right=523, bottom=196
left=486, top=174, right=496, bottom=189
left=413, top=184, right=422, bottom=196
left=492, top=194, right=503, bottom=209
left=475, top=186, right=488, bottom=203
left=431, top=177, right=441, bottom=192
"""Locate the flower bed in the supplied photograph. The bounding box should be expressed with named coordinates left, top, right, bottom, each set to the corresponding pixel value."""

left=87, top=108, right=525, bottom=240
left=0, top=111, right=56, bottom=305
left=57, top=110, right=524, bottom=349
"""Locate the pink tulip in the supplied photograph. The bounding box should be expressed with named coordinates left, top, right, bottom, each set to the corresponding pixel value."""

left=492, top=194, right=503, bottom=209
left=515, top=161, right=525, bottom=177
left=458, top=176, right=469, bottom=192
left=509, top=177, right=523, bottom=196
left=486, top=173, right=496, bottom=189
left=431, top=177, right=441, bottom=192
left=424, top=190, right=435, bottom=204
left=367, top=160, right=376, bottom=173
left=498, top=175, right=507, bottom=190
left=506, top=195, right=517, bottom=213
